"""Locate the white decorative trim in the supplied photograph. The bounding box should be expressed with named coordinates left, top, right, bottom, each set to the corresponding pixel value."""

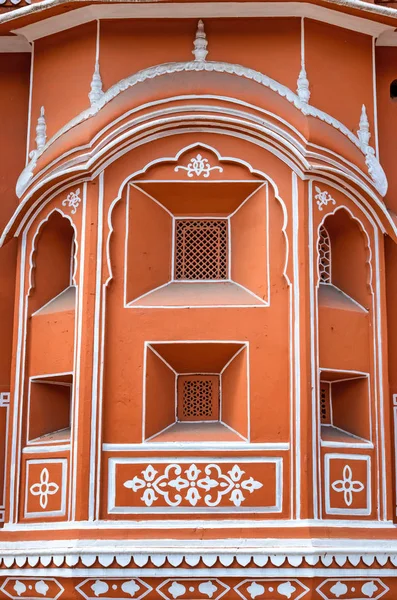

left=192, top=19, right=208, bottom=61
left=76, top=577, right=152, bottom=600
left=314, top=186, right=336, bottom=211
left=174, top=153, right=223, bottom=177
left=123, top=463, right=263, bottom=508
left=235, top=579, right=309, bottom=600
left=34, top=106, right=46, bottom=152
left=316, top=578, right=389, bottom=600
left=358, top=104, right=371, bottom=150
left=61, top=187, right=81, bottom=214
left=88, top=62, right=104, bottom=108
left=0, top=577, right=64, bottom=600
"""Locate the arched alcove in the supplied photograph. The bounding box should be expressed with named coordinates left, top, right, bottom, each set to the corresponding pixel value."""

left=29, top=210, right=76, bottom=316
left=317, top=207, right=372, bottom=444
left=24, top=210, right=77, bottom=445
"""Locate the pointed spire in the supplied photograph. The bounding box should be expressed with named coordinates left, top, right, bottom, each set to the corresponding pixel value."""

left=297, top=65, right=310, bottom=105
left=192, top=20, right=208, bottom=62
left=358, top=104, right=371, bottom=149
left=35, top=106, right=46, bottom=151
left=89, top=61, right=104, bottom=107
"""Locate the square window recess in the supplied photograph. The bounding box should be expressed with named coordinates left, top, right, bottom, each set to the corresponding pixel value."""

left=27, top=373, right=73, bottom=445
left=125, top=182, right=268, bottom=307
left=319, top=369, right=371, bottom=445
left=144, top=342, right=249, bottom=442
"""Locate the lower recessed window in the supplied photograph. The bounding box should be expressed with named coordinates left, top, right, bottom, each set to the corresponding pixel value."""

left=27, top=373, right=73, bottom=444
left=144, top=342, right=248, bottom=442
left=320, top=369, right=371, bottom=444
left=177, top=375, right=220, bottom=422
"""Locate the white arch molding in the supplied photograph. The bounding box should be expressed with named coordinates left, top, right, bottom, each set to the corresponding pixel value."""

left=16, top=57, right=387, bottom=200
left=5, top=103, right=396, bottom=248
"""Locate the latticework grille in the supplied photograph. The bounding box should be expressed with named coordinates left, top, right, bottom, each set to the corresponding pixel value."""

left=320, top=383, right=331, bottom=425
left=177, top=375, right=219, bottom=422
left=318, top=225, right=331, bottom=283
left=174, top=219, right=228, bottom=280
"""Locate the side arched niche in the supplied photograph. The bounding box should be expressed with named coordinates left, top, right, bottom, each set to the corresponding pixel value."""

left=24, top=210, right=76, bottom=446
left=317, top=207, right=372, bottom=444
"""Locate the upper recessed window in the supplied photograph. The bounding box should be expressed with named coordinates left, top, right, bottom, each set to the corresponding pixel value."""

left=174, top=219, right=228, bottom=281
left=391, top=80, right=397, bottom=100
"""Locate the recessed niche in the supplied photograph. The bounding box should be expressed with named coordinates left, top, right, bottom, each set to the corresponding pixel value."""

left=125, top=181, right=268, bottom=307
left=319, top=369, right=370, bottom=444
left=27, top=373, right=73, bottom=444
left=144, top=342, right=248, bottom=442
left=29, top=211, right=76, bottom=316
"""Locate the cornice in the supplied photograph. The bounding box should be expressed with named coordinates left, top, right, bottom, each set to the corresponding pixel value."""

left=1, top=540, right=397, bottom=571
left=1, top=1, right=396, bottom=40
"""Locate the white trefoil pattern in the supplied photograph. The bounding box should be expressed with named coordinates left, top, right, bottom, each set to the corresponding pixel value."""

left=30, top=468, right=59, bottom=509
left=314, top=186, right=336, bottom=211
left=124, top=463, right=263, bottom=507
left=331, top=465, right=365, bottom=507
left=174, top=154, right=223, bottom=178
left=62, top=188, right=81, bottom=214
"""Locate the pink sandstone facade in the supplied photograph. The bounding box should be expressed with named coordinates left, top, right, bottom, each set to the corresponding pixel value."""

left=2, top=0, right=397, bottom=597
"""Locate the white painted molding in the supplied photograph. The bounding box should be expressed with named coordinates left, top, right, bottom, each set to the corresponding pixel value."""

left=0, top=35, right=31, bottom=52
left=34, top=106, right=46, bottom=152
left=358, top=104, right=370, bottom=150
left=15, top=55, right=387, bottom=198
left=8, top=3, right=395, bottom=43
left=88, top=61, right=104, bottom=108
left=1, top=538, right=397, bottom=572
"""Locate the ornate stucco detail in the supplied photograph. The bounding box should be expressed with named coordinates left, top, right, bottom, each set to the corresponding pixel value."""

left=123, top=463, right=263, bottom=508
left=356, top=105, right=388, bottom=197
left=35, top=106, right=46, bottom=152
left=314, top=186, right=336, bottom=211
left=88, top=61, right=104, bottom=107
left=174, top=153, right=223, bottom=177
left=193, top=19, right=208, bottom=62
left=296, top=65, right=310, bottom=108
left=61, top=188, right=81, bottom=214
left=358, top=104, right=371, bottom=149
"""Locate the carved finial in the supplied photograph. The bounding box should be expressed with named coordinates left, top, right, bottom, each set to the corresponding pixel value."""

left=35, top=106, right=46, bottom=151
left=358, top=104, right=371, bottom=149
left=297, top=65, right=310, bottom=105
left=88, top=61, right=104, bottom=107
left=193, top=20, right=208, bottom=61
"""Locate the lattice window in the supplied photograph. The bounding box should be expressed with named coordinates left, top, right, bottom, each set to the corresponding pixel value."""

left=177, top=375, right=219, bottom=422
left=318, top=225, right=331, bottom=283
left=174, top=219, right=228, bottom=280
left=320, top=382, right=331, bottom=425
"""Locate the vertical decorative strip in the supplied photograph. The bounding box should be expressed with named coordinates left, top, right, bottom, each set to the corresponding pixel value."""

left=25, top=41, right=34, bottom=166
left=292, top=172, right=301, bottom=520
left=372, top=36, right=380, bottom=158
left=89, top=172, right=104, bottom=521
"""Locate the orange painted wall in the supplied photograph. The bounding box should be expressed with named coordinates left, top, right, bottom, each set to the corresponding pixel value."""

left=305, top=20, right=374, bottom=134
left=0, top=54, right=30, bottom=392
left=376, top=46, right=397, bottom=214
left=31, top=22, right=96, bottom=145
